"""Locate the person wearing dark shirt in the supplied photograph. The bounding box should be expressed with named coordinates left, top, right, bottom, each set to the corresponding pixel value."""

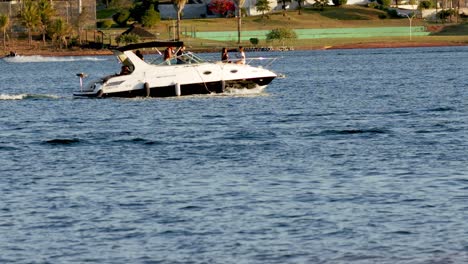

left=221, top=47, right=229, bottom=63
left=135, top=50, right=144, bottom=60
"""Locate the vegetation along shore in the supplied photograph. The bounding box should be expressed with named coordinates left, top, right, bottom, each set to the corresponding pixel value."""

left=1, top=0, right=467, bottom=56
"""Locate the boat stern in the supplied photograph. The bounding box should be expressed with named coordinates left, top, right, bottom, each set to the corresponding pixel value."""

left=73, top=77, right=105, bottom=98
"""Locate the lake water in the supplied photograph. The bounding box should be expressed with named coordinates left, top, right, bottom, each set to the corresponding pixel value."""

left=1, top=46, right=467, bottom=263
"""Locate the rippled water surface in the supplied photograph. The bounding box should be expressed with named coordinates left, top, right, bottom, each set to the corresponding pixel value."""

left=1, top=47, right=468, bottom=263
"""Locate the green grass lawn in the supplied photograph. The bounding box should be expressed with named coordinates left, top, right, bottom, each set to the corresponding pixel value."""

left=96, top=5, right=468, bottom=49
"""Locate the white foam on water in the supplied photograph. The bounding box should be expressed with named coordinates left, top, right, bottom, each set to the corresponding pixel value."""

left=0, top=94, right=28, bottom=100
left=0, top=94, right=61, bottom=100
left=3, top=55, right=108, bottom=63
left=222, top=85, right=268, bottom=96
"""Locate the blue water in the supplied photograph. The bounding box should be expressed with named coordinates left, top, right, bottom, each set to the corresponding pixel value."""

left=1, top=47, right=467, bottom=263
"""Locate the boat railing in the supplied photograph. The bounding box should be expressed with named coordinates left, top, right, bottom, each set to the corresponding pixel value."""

left=245, top=57, right=277, bottom=68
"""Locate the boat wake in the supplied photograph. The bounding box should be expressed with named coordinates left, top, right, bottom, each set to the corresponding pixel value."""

left=0, top=93, right=61, bottom=100
left=222, top=86, right=268, bottom=96
left=3, top=55, right=108, bottom=63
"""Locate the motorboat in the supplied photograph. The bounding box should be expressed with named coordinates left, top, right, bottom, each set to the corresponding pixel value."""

left=73, top=41, right=277, bottom=98
left=1, top=51, right=17, bottom=59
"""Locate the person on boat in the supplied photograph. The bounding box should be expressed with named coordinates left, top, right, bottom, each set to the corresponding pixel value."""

left=221, top=47, right=230, bottom=63
left=176, top=46, right=186, bottom=64
left=135, top=50, right=144, bottom=60
left=236, top=46, right=246, bottom=64
left=163, top=47, right=173, bottom=65
left=119, top=65, right=131, bottom=75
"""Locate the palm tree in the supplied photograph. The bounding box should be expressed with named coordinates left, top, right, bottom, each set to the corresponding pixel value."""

left=234, top=0, right=246, bottom=44
left=256, top=0, right=271, bottom=18
left=20, top=0, right=40, bottom=47
left=172, top=0, right=188, bottom=41
left=0, top=14, right=9, bottom=50
left=37, top=0, right=55, bottom=46
left=49, top=18, right=72, bottom=49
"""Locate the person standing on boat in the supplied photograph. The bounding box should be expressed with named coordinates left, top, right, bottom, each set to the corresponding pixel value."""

left=221, top=47, right=230, bottom=63
left=176, top=46, right=186, bottom=64
left=236, top=46, right=245, bottom=64
left=164, top=47, right=173, bottom=65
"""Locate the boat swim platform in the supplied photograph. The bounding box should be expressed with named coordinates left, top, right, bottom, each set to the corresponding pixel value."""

left=192, top=27, right=430, bottom=41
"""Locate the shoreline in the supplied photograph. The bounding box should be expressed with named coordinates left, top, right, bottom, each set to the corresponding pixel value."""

left=4, top=41, right=468, bottom=57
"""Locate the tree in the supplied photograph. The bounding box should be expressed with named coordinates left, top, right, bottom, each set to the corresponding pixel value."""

left=332, top=0, right=347, bottom=6
left=256, top=0, right=271, bottom=18
left=277, top=0, right=291, bottom=16
left=0, top=14, right=8, bottom=50
left=113, top=10, right=131, bottom=27
left=295, top=0, right=305, bottom=14
left=419, top=0, right=433, bottom=8
left=172, top=0, right=188, bottom=41
left=141, top=4, right=160, bottom=27
left=20, top=0, right=40, bottom=47
left=266, top=27, right=297, bottom=45
left=233, top=0, right=246, bottom=44
left=37, top=0, right=55, bottom=46
left=130, top=0, right=159, bottom=24
left=48, top=18, right=72, bottom=49
left=312, top=0, right=328, bottom=11
left=208, top=0, right=236, bottom=17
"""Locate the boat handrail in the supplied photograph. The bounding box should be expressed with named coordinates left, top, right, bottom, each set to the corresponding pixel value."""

left=245, top=57, right=277, bottom=68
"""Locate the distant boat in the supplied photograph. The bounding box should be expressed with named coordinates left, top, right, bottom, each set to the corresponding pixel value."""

left=7, top=51, right=17, bottom=57
left=2, top=51, right=17, bottom=59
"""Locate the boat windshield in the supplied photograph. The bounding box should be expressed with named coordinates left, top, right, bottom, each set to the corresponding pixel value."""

left=115, top=48, right=205, bottom=66
left=146, top=51, right=205, bottom=66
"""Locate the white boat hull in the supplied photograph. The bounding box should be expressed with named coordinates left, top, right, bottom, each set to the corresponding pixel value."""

left=74, top=42, right=277, bottom=98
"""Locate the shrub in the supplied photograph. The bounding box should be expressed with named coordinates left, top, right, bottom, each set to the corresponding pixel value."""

left=266, top=28, right=297, bottom=44
left=437, top=9, right=456, bottom=21
left=387, top=9, right=400, bottom=18
left=208, top=0, right=236, bottom=17
left=116, top=33, right=140, bottom=45
left=141, top=4, right=160, bottom=27
left=368, top=2, right=379, bottom=8
left=377, top=0, right=391, bottom=7
left=112, top=10, right=130, bottom=27
left=97, top=20, right=113, bottom=28
left=332, top=0, right=347, bottom=6
left=312, top=0, right=328, bottom=10
left=249, top=38, right=259, bottom=45
left=130, top=0, right=159, bottom=24
left=378, top=13, right=387, bottom=19
left=419, top=0, right=433, bottom=9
